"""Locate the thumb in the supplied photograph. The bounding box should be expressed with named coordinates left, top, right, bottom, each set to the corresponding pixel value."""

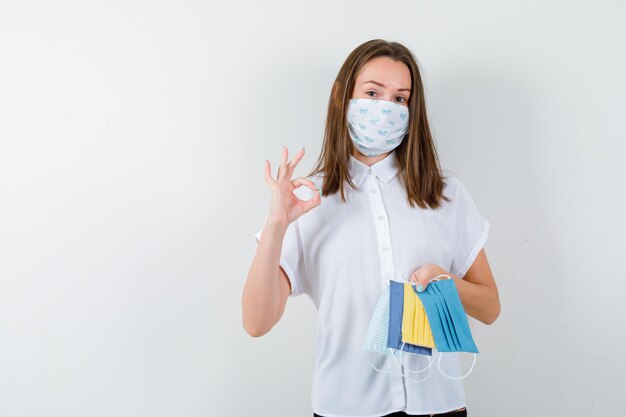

left=409, top=269, right=430, bottom=293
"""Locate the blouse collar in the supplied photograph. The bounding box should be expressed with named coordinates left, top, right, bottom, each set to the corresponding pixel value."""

left=348, top=150, right=399, bottom=187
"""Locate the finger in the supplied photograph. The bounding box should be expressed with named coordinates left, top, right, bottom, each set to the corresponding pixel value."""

left=411, top=270, right=429, bottom=292
left=287, top=147, right=305, bottom=173
left=291, top=177, right=321, bottom=199
left=278, top=145, right=288, bottom=180
left=264, top=159, right=276, bottom=185
left=301, top=193, right=322, bottom=214
left=291, top=177, right=322, bottom=213
left=291, top=177, right=318, bottom=191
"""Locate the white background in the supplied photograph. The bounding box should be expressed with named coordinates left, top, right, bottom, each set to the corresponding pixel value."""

left=1, top=1, right=624, bottom=416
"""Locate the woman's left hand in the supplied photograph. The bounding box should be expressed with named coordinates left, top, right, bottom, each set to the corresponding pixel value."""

left=409, top=263, right=455, bottom=293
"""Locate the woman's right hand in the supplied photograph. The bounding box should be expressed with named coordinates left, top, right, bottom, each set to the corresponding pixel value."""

left=264, top=146, right=321, bottom=227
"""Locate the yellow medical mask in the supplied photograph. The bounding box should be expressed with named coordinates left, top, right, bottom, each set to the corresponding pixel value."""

left=401, top=282, right=435, bottom=348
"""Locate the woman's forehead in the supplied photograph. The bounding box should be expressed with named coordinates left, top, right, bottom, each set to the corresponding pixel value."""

left=356, top=56, right=411, bottom=89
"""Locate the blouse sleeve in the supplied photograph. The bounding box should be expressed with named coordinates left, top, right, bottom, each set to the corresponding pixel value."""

left=254, top=214, right=308, bottom=298
left=449, top=177, right=490, bottom=280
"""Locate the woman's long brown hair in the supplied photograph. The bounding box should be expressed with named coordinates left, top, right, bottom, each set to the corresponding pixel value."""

left=305, top=39, right=451, bottom=209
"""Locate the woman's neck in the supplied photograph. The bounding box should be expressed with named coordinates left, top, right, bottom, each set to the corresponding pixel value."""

left=351, top=150, right=392, bottom=167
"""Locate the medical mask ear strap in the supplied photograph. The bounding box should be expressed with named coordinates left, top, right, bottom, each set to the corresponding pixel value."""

left=410, top=274, right=452, bottom=294
left=430, top=274, right=452, bottom=282
left=412, top=275, right=451, bottom=292
left=363, top=349, right=402, bottom=374
left=397, top=341, right=435, bottom=374
left=390, top=341, right=434, bottom=383
left=437, top=351, right=478, bottom=380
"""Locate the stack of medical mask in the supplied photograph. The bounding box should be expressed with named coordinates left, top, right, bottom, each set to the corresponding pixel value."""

left=363, top=275, right=479, bottom=381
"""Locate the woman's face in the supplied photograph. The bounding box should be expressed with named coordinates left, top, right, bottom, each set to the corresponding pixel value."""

left=351, top=56, right=411, bottom=107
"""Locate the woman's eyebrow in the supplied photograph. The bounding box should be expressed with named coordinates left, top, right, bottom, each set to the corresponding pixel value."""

left=363, top=80, right=411, bottom=92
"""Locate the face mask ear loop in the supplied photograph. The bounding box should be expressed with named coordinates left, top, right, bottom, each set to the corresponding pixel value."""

left=396, top=341, right=434, bottom=374
left=411, top=275, right=444, bottom=293
left=390, top=341, right=434, bottom=383
left=412, top=274, right=452, bottom=294
left=430, top=274, right=452, bottom=282
left=404, top=362, right=433, bottom=383
left=437, top=352, right=478, bottom=380
left=363, top=349, right=402, bottom=374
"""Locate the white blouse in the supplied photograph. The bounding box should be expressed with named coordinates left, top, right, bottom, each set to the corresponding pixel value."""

left=254, top=149, right=490, bottom=417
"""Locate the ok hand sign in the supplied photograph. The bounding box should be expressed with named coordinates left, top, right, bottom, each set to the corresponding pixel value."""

left=264, top=146, right=322, bottom=227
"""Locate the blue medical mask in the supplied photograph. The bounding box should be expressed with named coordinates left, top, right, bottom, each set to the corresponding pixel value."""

left=413, top=278, right=479, bottom=354
left=413, top=275, right=479, bottom=381
left=346, top=98, right=409, bottom=156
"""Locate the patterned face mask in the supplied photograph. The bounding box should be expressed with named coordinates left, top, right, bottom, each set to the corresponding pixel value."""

left=362, top=282, right=406, bottom=360
left=346, top=98, right=409, bottom=156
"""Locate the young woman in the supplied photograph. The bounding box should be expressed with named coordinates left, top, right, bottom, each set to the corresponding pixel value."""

left=242, top=39, right=501, bottom=417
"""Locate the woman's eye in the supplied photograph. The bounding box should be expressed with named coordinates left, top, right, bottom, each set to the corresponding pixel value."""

left=366, top=91, right=377, bottom=97
left=396, top=97, right=406, bottom=103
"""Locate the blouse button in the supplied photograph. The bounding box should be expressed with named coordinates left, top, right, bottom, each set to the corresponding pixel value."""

left=377, top=215, right=385, bottom=220
left=367, top=168, right=373, bottom=175
left=370, top=189, right=377, bottom=194
left=382, top=245, right=389, bottom=252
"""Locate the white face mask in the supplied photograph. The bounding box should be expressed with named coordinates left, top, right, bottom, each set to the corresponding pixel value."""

left=346, top=98, right=409, bottom=156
